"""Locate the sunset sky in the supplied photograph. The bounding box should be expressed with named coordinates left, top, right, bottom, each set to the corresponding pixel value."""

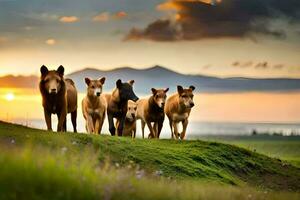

left=0, top=0, right=300, bottom=77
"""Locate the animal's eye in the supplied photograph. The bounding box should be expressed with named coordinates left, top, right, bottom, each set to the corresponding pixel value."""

left=91, top=86, right=95, bottom=89
left=191, top=95, right=194, bottom=98
left=134, top=108, right=137, bottom=111
left=182, top=95, right=187, bottom=98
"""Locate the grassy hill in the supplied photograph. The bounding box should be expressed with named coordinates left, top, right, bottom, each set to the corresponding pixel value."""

left=197, top=135, right=300, bottom=167
left=0, top=121, right=299, bottom=200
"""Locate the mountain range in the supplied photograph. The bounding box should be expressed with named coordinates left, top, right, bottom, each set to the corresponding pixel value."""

left=1, top=65, right=300, bottom=94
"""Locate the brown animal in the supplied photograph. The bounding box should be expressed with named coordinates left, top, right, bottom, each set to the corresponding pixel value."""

left=39, top=65, right=78, bottom=132
left=137, top=88, right=169, bottom=139
left=82, top=77, right=107, bottom=134
left=116, top=100, right=138, bottom=138
left=105, top=79, right=139, bottom=136
left=165, top=85, right=195, bottom=140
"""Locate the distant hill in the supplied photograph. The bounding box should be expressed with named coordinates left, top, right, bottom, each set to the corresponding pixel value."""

left=66, top=65, right=300, bottom=94
left=1, top=66, right=300, bottom=93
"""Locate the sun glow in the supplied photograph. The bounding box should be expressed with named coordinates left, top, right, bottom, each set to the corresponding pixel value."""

left=5, top=93, right=15, bottom=101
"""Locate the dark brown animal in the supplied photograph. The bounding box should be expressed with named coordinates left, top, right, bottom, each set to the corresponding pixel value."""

left=165, top=85, right=195, bottom=140
left=137, top=88, right=169, bottom=139
left=39, top=65, right=78, bottom=132
left=105, top=79, right=139, bottom=136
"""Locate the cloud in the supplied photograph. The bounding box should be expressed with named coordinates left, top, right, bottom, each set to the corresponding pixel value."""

left=125, top=0, right=300, bottom=41
left=114, top=11, right=128, bottom=19
left=255, top=62, right=269, bottom=69
left=232, top=61, right=285, bottom=70
left=93, top=11, right=128, bottom=22
left=59, top=16, right=79, bottom=23
left=93, top=12, right=110, bottom=22
left=45, top=39, right=56, bottom=45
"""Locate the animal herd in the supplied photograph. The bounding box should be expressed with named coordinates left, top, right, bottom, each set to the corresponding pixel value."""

left=39, top=65, right=196, bottom=140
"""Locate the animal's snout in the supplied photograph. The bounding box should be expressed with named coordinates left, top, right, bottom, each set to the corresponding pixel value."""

left=190, top=102, right=195, bottom=108
left=94, top=88, right=102, bottom=97
left=131, top=113, right=136, bottom=118
left=50, top=88, right=57, bottom=94
left=161, top=102, right=165, bottom=107
left=133, top=96, right=139, bottom=102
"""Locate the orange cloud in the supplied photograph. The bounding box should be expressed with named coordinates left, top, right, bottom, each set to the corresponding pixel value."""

left=157, top=0, right=221, bottom=10
left=93, top=11, right=128, bottom=22
left=93, top=12, right=110, bottom=22
left=59, top=16, right=79, bottom=23
left=45, top=39, right=56, bottom=45
left=114, top=11, right=127, bottom=19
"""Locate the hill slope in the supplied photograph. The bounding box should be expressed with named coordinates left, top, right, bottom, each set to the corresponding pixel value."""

left=0, top=121, right=299, bottom=193
left=67, top=66, right=300, bottom=93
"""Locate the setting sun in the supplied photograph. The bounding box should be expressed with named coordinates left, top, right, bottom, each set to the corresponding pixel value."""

left=5, top=92, right=15, bottom=101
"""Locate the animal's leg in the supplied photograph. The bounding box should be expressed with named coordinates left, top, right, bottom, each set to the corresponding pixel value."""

left=157, top=121, right=163, bottom=139
left=94, top=119, right=100, bottom=134
left=153, top=122, right=158, bottom=138
left=44, top=110, right=52, bottom=131
left=168, top=119, right=174, bottom=139
left=71, top=110, right=77, bottom=133
left=146, top=121, right=155, bottom=139
left=97, top=112, right=105, bottom=134
left=172, top=122, right=179, bottom=139
left=57, top=109, right=67, bottom=132
left=132, top=127, right=136, bottom=139
left=108, top=114, right=116, bottom=136
left=86, top=115, right=95, bottom=133
left=117, top=116, right=125, bottom=136
left=141, top=120, right=146, bottom=139
left=180, top=119, right=188, bottom=140
left=63, top=117, right=67, bottom=132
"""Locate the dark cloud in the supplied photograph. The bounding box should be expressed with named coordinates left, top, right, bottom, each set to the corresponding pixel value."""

left=125, top=0, right=300, bottom=41
left=232, top=61, right=253, bottom=68
left=255, top=62, right=269, bottom=69
left=232, top=61, right=285, bottom=70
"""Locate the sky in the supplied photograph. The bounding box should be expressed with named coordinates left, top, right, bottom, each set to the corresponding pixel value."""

left=0, top=0, right=300, bottom=78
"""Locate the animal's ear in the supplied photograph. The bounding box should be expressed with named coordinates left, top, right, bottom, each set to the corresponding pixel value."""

left=116, top=79, right=122, bottom=88
left=151, top=88, right=157, bottom=95
left=189, top=85, right=195, bottom=91
left=99, top=77, right=106, bottom=85
left=177, top=85, right=184, bottom=94
left=85, top=78, right=91, bottom=86
left=164, top=88, right=169, bottom=93
left=57, top=65, right=64, bottom=77
left=40, top=65, right=48, bottom=76
left=128, top=80, right=135, bottom=86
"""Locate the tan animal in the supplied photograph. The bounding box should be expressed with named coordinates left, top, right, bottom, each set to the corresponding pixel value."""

left=165, top=85, right=195, bottom=140
left=137, top=88, right=169, bottom=139
left=82, top=77, right=107, bottom=134
left=39, top=65, right=78, bottom=132
left=105, top=79, right=139, bottom=136
left=116, top=100, right=138, bottom=138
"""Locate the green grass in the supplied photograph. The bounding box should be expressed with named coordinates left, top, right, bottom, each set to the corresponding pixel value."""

left=197, top=135, right=300, bottom=167
left=0, top=121, right=299, bottom=199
